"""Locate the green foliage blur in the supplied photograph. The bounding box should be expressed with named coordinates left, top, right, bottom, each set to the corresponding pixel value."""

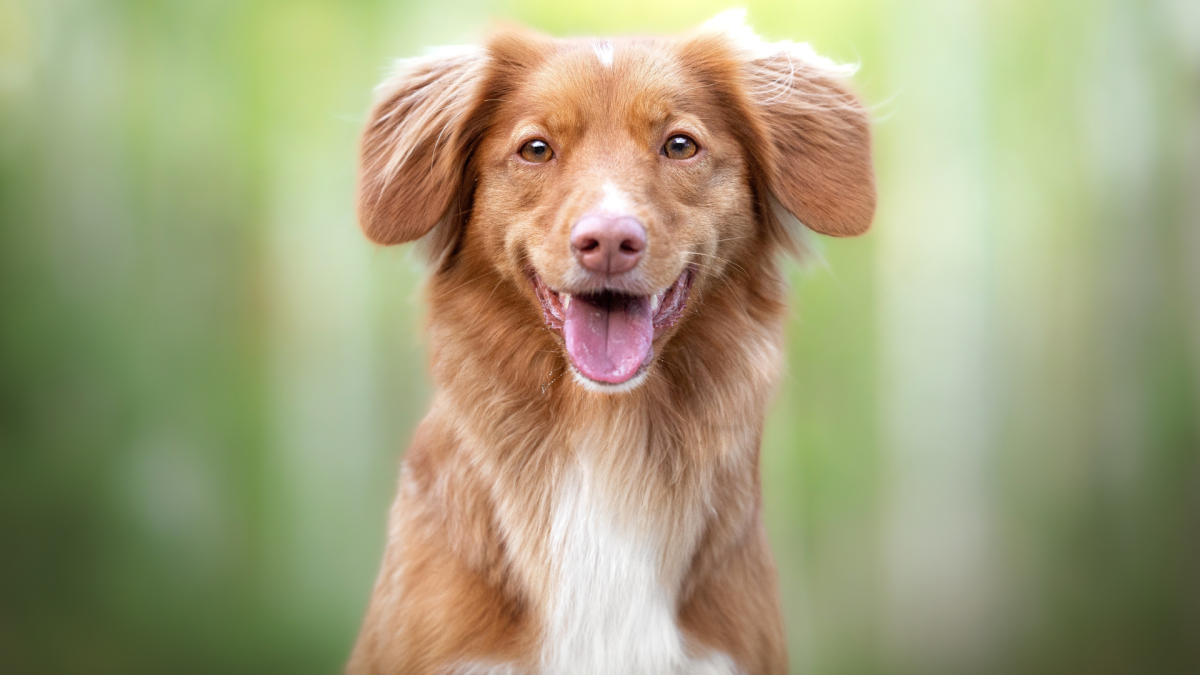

left=1, top=0, right=1197, bottom=673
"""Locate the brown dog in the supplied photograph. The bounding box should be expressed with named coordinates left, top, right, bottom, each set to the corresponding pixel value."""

left=347, top=10, right=874, bottom=675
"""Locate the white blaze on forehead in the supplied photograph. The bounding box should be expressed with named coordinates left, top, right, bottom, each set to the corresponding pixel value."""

left=598, top=181, right=635, bottom=214
left=593, top=40, right=614, bottom=67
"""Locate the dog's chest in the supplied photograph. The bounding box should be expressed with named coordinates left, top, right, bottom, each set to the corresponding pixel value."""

left=536, top=463, right=737, bottom=675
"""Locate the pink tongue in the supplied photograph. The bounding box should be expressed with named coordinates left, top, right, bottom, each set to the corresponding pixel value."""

left=563, top=294, right=653, bottom=384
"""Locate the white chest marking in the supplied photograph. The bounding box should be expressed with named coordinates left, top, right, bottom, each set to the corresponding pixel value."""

left=593, top=40, right=614, bottom=68
left=540, top=465, right=739, bottom=675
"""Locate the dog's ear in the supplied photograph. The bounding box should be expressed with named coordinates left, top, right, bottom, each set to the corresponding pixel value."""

left=358, top=46, right=488, bottom=246
left=749, top=44, right=875, bottom=238
left=751, top=52, right=875, bottom=237
left=697, top=11, right=876, bottom=238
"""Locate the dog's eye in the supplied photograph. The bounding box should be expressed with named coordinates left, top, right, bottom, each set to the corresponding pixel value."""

left=519, top=139, right=554, bottom=163
left=663, top=135, right=698, bottom=160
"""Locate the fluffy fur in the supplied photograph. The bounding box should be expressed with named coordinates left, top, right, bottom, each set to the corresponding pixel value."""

left=348, top=11, right=874, bottom=675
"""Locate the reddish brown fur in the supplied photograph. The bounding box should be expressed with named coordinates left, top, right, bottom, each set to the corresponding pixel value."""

left=349, top=15, right=873, bottom=675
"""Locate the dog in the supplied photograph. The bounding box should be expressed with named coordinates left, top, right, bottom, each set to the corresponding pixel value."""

left=347, top=10, right=874, bottom=675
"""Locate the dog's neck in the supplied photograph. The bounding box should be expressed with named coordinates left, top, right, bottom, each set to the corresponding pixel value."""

left=404, top=256, right=788, bottom=672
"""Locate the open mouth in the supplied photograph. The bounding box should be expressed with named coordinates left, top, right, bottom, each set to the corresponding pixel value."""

left=529, top=268, right=694, bottom=386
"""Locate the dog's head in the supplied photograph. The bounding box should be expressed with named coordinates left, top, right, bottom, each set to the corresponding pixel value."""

left=358, top=11, right=874, bottom=391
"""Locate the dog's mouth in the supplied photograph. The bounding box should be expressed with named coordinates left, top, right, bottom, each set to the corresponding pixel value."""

left=529, top=269, right=694, bottom=386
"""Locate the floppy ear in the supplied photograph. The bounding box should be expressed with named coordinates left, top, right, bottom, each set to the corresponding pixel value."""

left=703, top=11, right=875, bottom=237
left=358, top=46, right=488, bottom=246
left=750, top=45, right=875, bottom=237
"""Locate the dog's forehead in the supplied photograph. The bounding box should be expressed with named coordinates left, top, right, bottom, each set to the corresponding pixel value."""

left=511, top=40, right=701, bottom=131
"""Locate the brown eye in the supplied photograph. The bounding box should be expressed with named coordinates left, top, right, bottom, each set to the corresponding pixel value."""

left=519, top=139, right=554, bottom=163
left=663, top=135, right=698, bottom=160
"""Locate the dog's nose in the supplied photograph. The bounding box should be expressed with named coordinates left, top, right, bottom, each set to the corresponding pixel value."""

left=571, top=216, right=646, bottom=274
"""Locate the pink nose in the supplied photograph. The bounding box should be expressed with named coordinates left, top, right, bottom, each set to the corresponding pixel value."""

left=571, top=215, right=646, bottom=274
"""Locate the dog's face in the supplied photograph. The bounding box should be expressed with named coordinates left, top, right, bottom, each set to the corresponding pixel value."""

left=357, top=13, right=875, bottom=391
left=470, top=41, right=757, bottom=387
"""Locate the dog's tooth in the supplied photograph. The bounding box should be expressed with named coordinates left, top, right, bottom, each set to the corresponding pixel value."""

left=651, top=294, right=661, bottom=311
left=562, top=293, right=571, bottom=310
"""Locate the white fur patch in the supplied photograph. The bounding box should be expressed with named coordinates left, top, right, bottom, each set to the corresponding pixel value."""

left=593, top=40, right=615, bottom=67
left=376, top=44, right=484, bottom=98
left=598, top=180, right=635, bottom=215
left=701, top=8, right=857, bottom=77
left=541, top=464, right=739, bottom=675
left=569, top=365, right=650, bottom=394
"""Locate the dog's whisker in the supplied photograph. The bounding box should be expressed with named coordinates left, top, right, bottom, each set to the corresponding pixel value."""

left=680, top=250, right=752, bottom=281
left=540, top=363, right=568, bottom=394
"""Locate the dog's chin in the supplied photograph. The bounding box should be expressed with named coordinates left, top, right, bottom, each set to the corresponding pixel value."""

left=528, top=267, right=693, bottom=391
left=569, top=364, right=652, bottom=394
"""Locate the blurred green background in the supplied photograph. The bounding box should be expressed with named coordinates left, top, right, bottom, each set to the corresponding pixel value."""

left=1, top=0, right=1198, bottom=673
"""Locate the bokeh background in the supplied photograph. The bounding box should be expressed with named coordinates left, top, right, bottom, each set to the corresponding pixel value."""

left=2, top=0, right=1198, bottom=673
